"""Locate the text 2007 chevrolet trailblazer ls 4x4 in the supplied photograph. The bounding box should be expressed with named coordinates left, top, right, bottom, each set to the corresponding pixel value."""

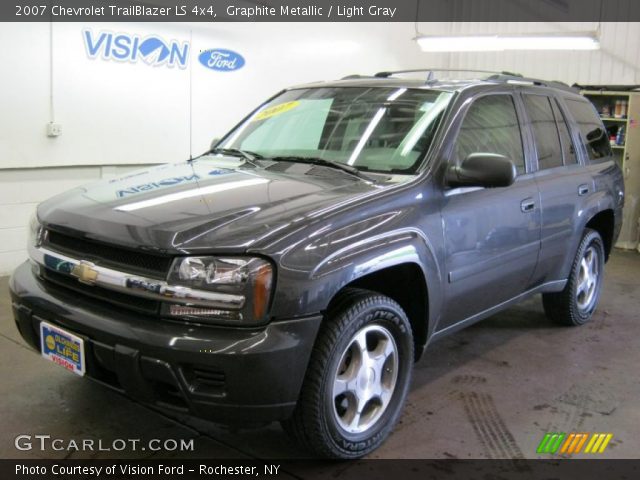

left=10, top=71, right=624, bottom=458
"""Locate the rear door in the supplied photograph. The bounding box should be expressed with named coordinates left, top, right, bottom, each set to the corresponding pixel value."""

left=438, top=92, right=541, bottom=330
left=521, top=91, right=594, bottom=285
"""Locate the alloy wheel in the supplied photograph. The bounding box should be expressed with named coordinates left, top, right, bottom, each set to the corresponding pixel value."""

left=576, top=245, right=600, bottom=312
left=332, top=325, right=398, bottom=434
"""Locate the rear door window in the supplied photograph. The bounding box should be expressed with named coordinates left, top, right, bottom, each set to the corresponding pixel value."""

left=523, top=95, right=563, bottom=170
left=552, top=100, right=578, bottom=165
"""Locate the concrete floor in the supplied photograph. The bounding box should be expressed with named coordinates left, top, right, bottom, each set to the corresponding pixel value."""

left=1, top=250, right=639, bottom=461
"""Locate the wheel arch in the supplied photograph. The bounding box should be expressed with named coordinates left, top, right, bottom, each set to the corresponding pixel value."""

left=270, top=223, right=443, bottom=358
left=585, top=209, right=615, bottom=261
left=326, top=262, right=430, bottom=361
left=557, top=194, right=617, bottom=281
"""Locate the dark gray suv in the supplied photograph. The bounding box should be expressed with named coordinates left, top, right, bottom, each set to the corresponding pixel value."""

left=9, top=71, right=624, bottom=458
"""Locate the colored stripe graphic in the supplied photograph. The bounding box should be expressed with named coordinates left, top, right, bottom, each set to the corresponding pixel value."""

left=573, top=433, right=589, bottom=453
left=559, top=433, right=574, bottom=453
left=540, top=433, right=613, bottom=454
left=537, top=433, right=566, bottom=453
left=560, top=433, right=589, bottom=454
left=536, top=433, right=553, bottom=453
left=585, top=433, right=613, bottom=453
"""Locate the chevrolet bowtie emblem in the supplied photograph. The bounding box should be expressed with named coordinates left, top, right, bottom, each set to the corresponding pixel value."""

left=71, top=262, right=99, bottom=285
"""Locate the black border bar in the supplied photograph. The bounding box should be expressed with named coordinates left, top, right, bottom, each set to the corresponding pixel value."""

left=4, top=459, right=640, bottom=480
left=3, top=0, right=640, bottom=22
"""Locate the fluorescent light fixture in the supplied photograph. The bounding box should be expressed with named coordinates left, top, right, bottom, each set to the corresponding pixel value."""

left=417, top=33, right=600, bottom=52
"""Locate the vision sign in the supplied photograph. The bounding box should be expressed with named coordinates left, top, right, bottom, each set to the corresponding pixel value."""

left=83, top=30, right=190, bottom=69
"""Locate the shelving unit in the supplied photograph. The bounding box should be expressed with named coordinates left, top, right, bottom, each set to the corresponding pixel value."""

left=582, top=90, right=640, bottom=251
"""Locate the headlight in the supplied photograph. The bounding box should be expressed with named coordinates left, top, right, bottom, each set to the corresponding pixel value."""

left=164, top=256, right=274, bottom=325
left=28, top=212, right=43, bottom=247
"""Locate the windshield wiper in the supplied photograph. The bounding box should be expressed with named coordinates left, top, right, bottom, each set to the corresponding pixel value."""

left=209, top=147, right=264, bottom=161
left=189, top=147, right=263, bottom=168
left=267, top=156, right=373, bottom=182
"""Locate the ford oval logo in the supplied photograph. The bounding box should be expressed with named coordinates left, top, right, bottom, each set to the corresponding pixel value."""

left=198, top=49, right=245, bottom=72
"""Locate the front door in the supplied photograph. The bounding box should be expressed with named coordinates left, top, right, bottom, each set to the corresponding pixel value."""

left=439, top=93, right=541, bottom=331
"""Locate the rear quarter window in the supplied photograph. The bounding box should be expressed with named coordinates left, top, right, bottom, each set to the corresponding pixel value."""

left=565, top=98, right=612, bottom=161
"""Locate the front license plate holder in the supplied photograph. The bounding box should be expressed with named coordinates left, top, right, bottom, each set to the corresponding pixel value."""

left=40, top=321, right=86, bottom=377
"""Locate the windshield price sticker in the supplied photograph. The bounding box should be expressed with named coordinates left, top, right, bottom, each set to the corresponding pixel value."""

left=254, top=101, right=301, bottom=121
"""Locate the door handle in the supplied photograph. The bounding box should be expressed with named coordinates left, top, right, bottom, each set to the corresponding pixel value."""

left=578, top=184, right=590, bottom=196
left=520, top=198, right=536, bottom=213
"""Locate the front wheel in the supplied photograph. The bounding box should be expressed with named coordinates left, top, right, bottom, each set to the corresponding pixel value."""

left=542, top=228, right=605, bottom=326
left=282, top=289, right=413, bottom=458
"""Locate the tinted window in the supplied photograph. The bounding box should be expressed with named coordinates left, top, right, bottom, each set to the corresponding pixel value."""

left=565, top=99, right=612, bottom=160
left=454, top=95, right=525, bottom=174
left=552, top=100, right=578, bottom=165
left=523, top=95, right=563, bottom=170
left=224, top=87, right=452, bottom=173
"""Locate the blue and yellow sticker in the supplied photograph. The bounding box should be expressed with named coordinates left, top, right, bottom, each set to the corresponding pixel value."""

left=253, top=101, right=300, bottom=121
left=40, top=322, right=85, bottom=376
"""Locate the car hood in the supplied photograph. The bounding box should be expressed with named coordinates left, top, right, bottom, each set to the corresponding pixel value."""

left=38, top=157, right=396, bottom=253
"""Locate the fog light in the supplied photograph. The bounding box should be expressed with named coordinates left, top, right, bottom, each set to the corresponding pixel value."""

left=168, top=304, right=242, bottom=321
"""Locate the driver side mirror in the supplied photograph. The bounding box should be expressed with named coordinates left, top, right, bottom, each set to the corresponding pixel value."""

left=446, top=153, right=516, bottom=188
left=210, top=137, right=221, bottom=150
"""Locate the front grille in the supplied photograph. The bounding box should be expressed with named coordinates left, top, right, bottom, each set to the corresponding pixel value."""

left=45, top=229, right=172, bottom=278
left=41, top=268, right=160, bottom=315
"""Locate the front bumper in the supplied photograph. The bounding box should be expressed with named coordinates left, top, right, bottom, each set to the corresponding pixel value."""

left=9, top=261, right=321, bottom=424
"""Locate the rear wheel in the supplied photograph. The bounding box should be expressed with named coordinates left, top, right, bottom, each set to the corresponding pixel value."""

left=282, top=289, right=413, bottom=458
left=542, top=229, right=605, bottom=326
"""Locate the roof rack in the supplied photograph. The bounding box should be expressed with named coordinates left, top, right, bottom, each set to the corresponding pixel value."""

left=486, top=73, right=578, bottom=92
left=374, top=68, right=522, bottom=79
left=340, top=74, right=379, bottom=80
left=371, top=69, right=578, bottom=93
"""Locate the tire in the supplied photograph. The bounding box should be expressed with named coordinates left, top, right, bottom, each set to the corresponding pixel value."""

left=282, top=288, right=414, bottom=459
left=542, top=228, right=605, bottom=326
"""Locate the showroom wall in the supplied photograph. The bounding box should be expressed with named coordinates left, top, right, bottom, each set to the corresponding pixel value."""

left=0, top=22, right=436, bottom=274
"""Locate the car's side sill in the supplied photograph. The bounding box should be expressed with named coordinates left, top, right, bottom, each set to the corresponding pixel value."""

left=429, top=279, right=568, bottom=343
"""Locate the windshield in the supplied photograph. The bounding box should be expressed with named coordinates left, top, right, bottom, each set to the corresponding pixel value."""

left=219, top=87, right=452, bottom=173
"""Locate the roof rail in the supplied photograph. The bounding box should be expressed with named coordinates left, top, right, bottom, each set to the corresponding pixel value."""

left=371, top=69, right=578, bottom=93
left=486, top=73, right=578, bottom=92
left=341, top=74, right=379, bottom=80
left=374, top=68, right=522, bottom=79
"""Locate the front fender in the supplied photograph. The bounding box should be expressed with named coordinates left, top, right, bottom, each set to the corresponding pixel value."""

left=267, top=211, right=443, bottom=338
